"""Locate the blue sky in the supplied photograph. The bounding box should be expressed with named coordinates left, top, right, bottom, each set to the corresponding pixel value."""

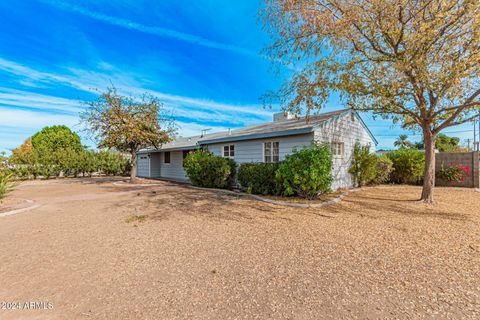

left=0, top=0, right=476, bottom=154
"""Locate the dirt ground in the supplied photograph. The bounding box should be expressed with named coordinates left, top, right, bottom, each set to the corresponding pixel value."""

left=0, top=178, right=479, bottom=320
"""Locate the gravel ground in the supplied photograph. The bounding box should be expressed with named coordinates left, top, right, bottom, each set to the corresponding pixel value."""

left=0, top=178, right=479, bottom=319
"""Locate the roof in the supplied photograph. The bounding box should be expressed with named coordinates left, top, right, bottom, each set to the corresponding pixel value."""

left=138, top=108, right=377, bottom=153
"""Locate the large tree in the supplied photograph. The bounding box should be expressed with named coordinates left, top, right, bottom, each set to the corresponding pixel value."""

left=261, top=0, right=480, bottom=203
left=31, top=125, right=84, bottom=164
left=81, top=88, right=175, bottom=182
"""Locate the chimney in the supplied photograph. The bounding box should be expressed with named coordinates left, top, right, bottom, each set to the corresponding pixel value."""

left=273, top=111, right=295, bottom=122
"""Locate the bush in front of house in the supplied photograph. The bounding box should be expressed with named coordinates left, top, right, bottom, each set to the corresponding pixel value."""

left=373, top=155, right=393, bottom=184
left=183, top=150, right=237, bottom=189
left=237, top=162, right=282, bottom=195
left=276, top=143, right=332, bottom=199
left=387, top=149, right=425, bottom=184
left=349, top=143, right=377, bottom=186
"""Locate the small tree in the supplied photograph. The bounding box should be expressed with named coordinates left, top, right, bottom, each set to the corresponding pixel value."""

left=10, top=139, right=36, bottom=165
left=349, top=143, right=377, bottom=186
left=262, top=0, right=480, bottom=203
left=81, top=88, right=175, bottom=182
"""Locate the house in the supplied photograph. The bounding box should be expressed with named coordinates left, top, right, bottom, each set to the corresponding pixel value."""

left=136, top=108, right=377, bottom=190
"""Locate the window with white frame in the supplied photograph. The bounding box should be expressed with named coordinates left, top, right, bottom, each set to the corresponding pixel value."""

left=264, top=141, right=279, bottom=163
left=331, top=142, right=344, bottom=157
left=223, top=145, right=235, bottom=158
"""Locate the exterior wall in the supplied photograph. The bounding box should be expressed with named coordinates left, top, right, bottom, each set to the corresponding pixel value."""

left=150, top=152, right=162, bottom=178
left=159, top=150, right=188, bottom=180
left=435, top=152, right=479, bottom=188
left=314, top=111, right=376, bottom=190
left=136, top=110, right=377, bottom=191
left=136, top=154, right=150, bottom=177
left=206, top=133, right=315, bottom=164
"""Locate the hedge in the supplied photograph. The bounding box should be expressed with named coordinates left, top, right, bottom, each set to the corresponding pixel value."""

left=183, top=150, right=236, bottom=189
left=276, top=143, right=333, bottom=199
left=237, top=162, right=282, bottom=195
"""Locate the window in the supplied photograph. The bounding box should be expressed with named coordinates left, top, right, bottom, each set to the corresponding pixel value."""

left=164, top=151, right=171, bottom=164
left=140, top=156, right=147, bottom=160
left=264, top=141, right=279, bottom=163
left=331, top=142, right=344, bottom=157
left=223, top=145, right=235, bottom=158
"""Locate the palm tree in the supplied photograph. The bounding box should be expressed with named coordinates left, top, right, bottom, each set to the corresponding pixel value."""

left=394, top=135, right=413, bottom=149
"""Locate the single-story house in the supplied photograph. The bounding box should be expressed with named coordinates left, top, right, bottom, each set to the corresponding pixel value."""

left=136, top=108, right=377, bottom=190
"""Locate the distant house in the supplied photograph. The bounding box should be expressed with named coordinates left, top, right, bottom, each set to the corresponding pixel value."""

left=136, top=109, right=377, bottom=190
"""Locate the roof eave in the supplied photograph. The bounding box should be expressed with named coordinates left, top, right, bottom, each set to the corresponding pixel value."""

left=199, top=127, right=314, bottom=145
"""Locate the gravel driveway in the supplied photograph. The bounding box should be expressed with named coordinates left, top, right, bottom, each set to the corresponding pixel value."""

left=0, top=178, right=479, bottom=319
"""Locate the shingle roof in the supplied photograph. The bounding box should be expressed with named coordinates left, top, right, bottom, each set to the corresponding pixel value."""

left=139, top=108, right=352, bottom=153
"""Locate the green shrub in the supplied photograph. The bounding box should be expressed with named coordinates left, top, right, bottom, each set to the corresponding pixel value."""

left=183, top=150, right=236, bottom=189
left=276, top=143, right=332, bottom=199
left=237, top=162, right=282, bottom=195
left=387, top=149, right=425, bottom=184
left=349, top=143, right=377, bottom=186
left=0, top=170, right=15, bottom=202
left=437, top=163, right=470, bottom=182
left=97, top=151, right=129, bottom=176
left=373, top=155, right=393, bottom=184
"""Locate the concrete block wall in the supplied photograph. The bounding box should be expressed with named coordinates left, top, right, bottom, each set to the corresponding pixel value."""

left=435, top=152, right=479, bottom=188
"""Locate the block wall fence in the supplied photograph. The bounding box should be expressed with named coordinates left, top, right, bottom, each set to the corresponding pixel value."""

left=435, top=152, right=479, bottom=188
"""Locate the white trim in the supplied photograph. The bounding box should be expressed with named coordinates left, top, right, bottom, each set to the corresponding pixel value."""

left=222, top=144, right=235, bottom=159
left=331, top=141, right=344, bottom=158
left=263, top=141, right=280, bottom=163
left=148, top=153, right=151, bottom=177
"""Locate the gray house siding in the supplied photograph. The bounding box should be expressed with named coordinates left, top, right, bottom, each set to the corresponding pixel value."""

left=136, top=110, right=376, bottom=191
left=136, top=154, right=150, bottom=177
left=207, top=133, right=314, bottom=164
left=150, top=153, right=162, bottom=178
left=159, top=151, right=188, bottom=180
left=313, top=111, right=376, bottom=190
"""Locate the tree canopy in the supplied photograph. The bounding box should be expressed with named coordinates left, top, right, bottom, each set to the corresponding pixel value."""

left=261, top=0, right=480, bottom=202
left=31, top=125, right=83, bottom=154
left=414, top=133, right=461, bottom=152
left=81, top=88, right=175, bottom=181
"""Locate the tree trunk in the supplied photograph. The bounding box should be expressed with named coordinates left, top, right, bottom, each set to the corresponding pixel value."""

left=421, top=130, right=436, bottom=203
left=130, top=150, right=137, bottom=183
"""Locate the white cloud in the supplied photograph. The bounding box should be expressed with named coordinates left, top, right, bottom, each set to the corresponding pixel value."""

left=41, top=0, right=257, bottom=57
left=0, top=57, right=274, bottom=124
left=0, top=57, right=96, bottom=92
left=0, top=107, right=79, bottom=130
left=0, top=87, right=82, bottom=113
left=175, top=121, right=232, bottom=137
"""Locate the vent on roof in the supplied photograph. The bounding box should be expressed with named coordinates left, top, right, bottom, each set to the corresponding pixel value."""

left=273, top=112, right=295, bottom=122
left=200, top=128, right=211, bottom=137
